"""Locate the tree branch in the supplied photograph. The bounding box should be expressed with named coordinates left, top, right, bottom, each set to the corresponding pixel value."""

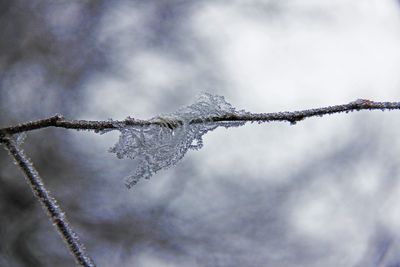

left=1, top=98, right=399, bottom=266
left=0, top=99, right=399, bottom=136
left=1, top=137, right=96, bottom=267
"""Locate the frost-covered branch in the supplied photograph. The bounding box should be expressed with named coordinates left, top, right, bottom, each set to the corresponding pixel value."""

left=1, top=95, right=400, bottom=265
left=1, top=136, right=95, bottom=267
left=2, top=96, right=400, bottom=188
left=1, top=99, right=399, bottom=136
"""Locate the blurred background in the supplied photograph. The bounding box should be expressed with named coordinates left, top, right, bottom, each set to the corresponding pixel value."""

left=1, top=0, right=400, bottom=266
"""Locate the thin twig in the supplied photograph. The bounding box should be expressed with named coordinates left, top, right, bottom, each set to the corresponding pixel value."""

left=0, top=99, right=399, bottom=136
left=0, top=98, right=399, bottom=265
left=1, top=136, right=96, bottom=267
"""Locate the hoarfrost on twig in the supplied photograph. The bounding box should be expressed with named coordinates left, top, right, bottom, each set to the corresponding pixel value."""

left=15, top=132, right=27, bottom=147
left=109, top=93, right=248, bottom=188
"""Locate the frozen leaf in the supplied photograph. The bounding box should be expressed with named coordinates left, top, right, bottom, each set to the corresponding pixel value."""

left=109, top=93, right=248, bottom=188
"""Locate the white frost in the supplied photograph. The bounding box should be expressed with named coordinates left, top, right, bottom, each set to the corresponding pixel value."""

left=109, top=93, right=248, bottom=188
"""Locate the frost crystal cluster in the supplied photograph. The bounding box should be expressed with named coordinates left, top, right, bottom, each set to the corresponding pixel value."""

left=110, top=93, right=248, bottom=188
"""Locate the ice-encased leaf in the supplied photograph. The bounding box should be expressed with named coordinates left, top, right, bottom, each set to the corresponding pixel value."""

left=109, top=93, right=248, bottom=188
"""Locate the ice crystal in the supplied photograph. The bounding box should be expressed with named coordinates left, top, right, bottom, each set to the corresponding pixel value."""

left=14, top=132, right=27, bottom=147
left=109, top=93, right=248, bottom=188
